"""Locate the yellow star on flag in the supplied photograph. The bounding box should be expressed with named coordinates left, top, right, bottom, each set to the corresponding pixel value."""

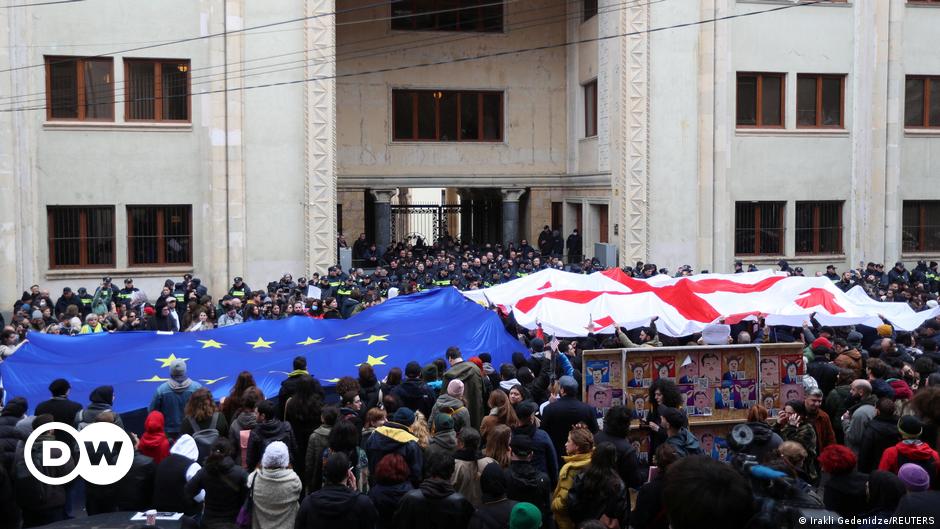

left=360, top=334, right=389, bottom=345
left=138, top=375, right=169, bottom=383
left=247, top=337, right=275, bottom=349
left=198, top=339, right=225, bottom=349
left=297, top=337, right=323, bottom=346
left=325, top=378, right=341, bottom=383
left=200, top=376, right=228, bottom=385
left=358, top=354, right=389, bottom=367
left=338, top=333, right=363, bottom=340
left=154, top=353, right=189, bottom=368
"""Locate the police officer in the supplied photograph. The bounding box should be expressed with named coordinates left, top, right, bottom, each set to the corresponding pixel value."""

left=228, top=276, right=250, bottom=300
left=117, top=278, right=139, bottom=308
left=431, top=267, right=452, bottom=288
left=76, top=287, right=94, bottom=317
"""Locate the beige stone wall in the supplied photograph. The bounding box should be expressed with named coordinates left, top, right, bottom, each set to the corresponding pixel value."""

left=338, top=189, right=366, bottom=240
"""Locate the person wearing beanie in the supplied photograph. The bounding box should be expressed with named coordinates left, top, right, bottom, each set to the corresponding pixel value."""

left=818, top=444, right=868, bottom=518
left=505, top=434, right=552, bottom=525
left=426, top=413, right=458, bottom=462
left=297, top=451, right=377, bottom=529
left=877, top=323, right=893, bottom=338
left=833, top=338, right=864, bottom=379
left=878, top=415, right=940, bottom=489
left=422, top=364, right=442, bottom=395
left=857, top=398, right=901, bottom=473
left=248, top=441, right=302, bottom=529
left=467, top=462, right=518, bottom=529
left=512, top=400, right=558, bottom=485
left=541, top=375, right=598, bottom=468
left=509, top=502, right=542, bottom=529
left=430, top=379, right=471, bottom=434
left=148, top=359, right=203, bottom=438
left=898, top=463, right=930, bottom=492
left=806, top=340, right=839, bottom=396
left=393, top=361, right=436, bottom=418
left=364, top=406, right=424, bottom=487
left=76, top=385, right=125, bottom=430
left=894, top=473, right=940, bottom=519
left=137, top=410, right=170, bottom=464
left=34, top=379, right=82, bottom=445
left=443, top=346, right=486, bottom=430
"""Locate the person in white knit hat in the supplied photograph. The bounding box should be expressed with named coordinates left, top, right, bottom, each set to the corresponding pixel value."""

left=248, top=441, right=302, bottom=529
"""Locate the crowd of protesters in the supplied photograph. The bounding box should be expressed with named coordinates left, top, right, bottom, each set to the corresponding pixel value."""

left=1, top=234, right=940, bottom=527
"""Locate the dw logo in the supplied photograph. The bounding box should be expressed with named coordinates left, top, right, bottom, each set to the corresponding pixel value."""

left=24, top=422, right=133, bottom=485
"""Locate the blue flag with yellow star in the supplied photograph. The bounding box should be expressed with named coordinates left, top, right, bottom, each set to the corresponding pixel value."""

left=1, top=288, right=522, bottom=414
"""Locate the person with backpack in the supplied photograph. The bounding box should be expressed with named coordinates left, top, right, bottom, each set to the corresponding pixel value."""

left=149, top=359, right=203, bottom=439
left=430, top=379, right=471, bottom=434
left=185, top=439, right=248, bottom=528
left=878, top=415, right=940, bottom=488
left=152, top=434, right=204, bottom=516
left=316, top=418, right=369, bottom=493
left=247, top=441, right=302, bottom=529
left=452, top=427, right=496, bottom=508
left=180, top=388, right=229, bottom=463
left=14, top=415, right=73, bottom=527
left=246, top=400, right=297, bottom=472
left=229, top=387, right=262, bottom=469
left=305, top=405, right=339, bottom=491
left=137, top=410, right=170, bottom=464
left=75, top=385, right=125, bottom=430
left=393, top=361, right=436, bottom=418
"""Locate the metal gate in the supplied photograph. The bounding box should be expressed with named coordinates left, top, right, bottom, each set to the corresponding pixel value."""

left=390, top=204, right=464, bottom=244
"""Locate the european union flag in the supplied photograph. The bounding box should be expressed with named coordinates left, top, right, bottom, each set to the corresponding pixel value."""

left=1, top=288, right=521, bottom=414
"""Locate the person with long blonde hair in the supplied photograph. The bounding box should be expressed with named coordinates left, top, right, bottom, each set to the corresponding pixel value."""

left=552, top=423, right=594, bottom=529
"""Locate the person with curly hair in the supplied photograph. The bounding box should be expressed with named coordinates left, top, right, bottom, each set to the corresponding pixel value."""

left=180, top=387, right=229, bottom=440
left=646, top=378, right=683, bottom=454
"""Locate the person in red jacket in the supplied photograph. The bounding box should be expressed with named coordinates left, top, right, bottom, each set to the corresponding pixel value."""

left=878, top=415, right=940, bottom=489
left=137, top=410, right=171, bottom=464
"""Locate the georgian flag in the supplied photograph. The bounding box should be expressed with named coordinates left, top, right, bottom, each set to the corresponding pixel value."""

left=463, top=269, right=940, bottom=338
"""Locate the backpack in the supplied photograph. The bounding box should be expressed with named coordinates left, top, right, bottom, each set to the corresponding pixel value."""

left=239, top=429, right=251, bottom=469
left=189, top=413, right=220, bottom=463
left=897, top=450, right=938, bottom=482
left=75, top=408, right=109, bottom=431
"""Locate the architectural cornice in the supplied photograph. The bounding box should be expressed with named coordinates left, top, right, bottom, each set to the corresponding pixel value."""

left=337, top=173, right=612, bottom=188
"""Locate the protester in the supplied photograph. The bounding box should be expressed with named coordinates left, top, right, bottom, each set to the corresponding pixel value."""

left=504, top=434, right=552, bottom=527
left=551, top=424, right=594, bottom=529
left=818, top=444, right=868, bottom=518
left=369, top=454, right=414, bottom=529
left=394, top=451, right=474, bottom=529
left=14, top=415, right=72, bottom=527
left=467, top=462, right=517, bottom=529
left=453, top=427, right=496, bottom=507
left=631, top=444, right=679, bottom=529
left=431, top=379, right=472, bottom=434
left=184, top=438, right=248, bottom=528
left=364, top=406, right=423, bottom=487
left=878, top=415, right=940, bottom=487
left=541, top=376, right=598, bottom=467
left=149, top=359, right=203, bottom=438
left=137, top=410, right=171, bottom=464
left=444, top=347, right=485, bottom=429
left=246, top=400, right=297, bottom=473
left=566, top=442, right=630, bottom=528
left=247, top=441, right=302, bottom=529
left=296, top=451, right=378, bottom=529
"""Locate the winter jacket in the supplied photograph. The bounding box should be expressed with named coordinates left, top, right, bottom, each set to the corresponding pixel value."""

left=878, top=439, right=940, bottom=487
left=893, top=490, right=940, bottom=519
left=153, top=435, right=204, bottom=515
left=425, top=430, right=457, bottom=464
left=296, top=484, right=377, bottom=529
left=665, top=428, right=702, bottom=457
left=631, top=476, right=668, bottom=529
left=468, top=497, right=518, bottom=529
left=284, top=397, right=321, bottom=488
left=807, top=359, right=839, bottom=396
left=452, top=449, right=496, bottom=507
left=76, top=400, right=126, bottom=431
left=369, top=481, right=413, bottom=529
left=305, top=424, right=332, bottom=490
left=842, top=395, right=878, bottom=454
left=359, top=381, right=382, bottom=412
left=822, top=471, right=869, bottom=519
left=137, top=411, right=170, bottom=464
left=775, top=421, right=818, bottom=482
left=808, top=409, right=836, bottom=452
left=365, top=422, right=424, bottom=487
left=0, top=415, right=26, bottom=472
left=246, top=419, right=296, bottom=472
left=276, top=370, right=322, bottom=420
left=33, top=396, right=82, bottom=446
left=567, top=473, right=630, bottom=529
left=833, top=348, right=863, bottom=378
left=248, top=467, right=302, bottom=529
left=228, top=410, right=258, bottom=468
left=857, top=414, right=901, bottom=473
left=823, top=384, right=851, bottom=443
left=505, top=460, right=553, bottom=527
left=13, top=432, right=73, bottom=518
left=393, top=478, right=475, bottom=529
left=185, top=456, right=248, bottom=527
left=393, top=377, right=437, bottom=418
left=551, top=451, right=592, bottom=529
left=0, top=462, right=20, bottom=529
left=541, top=396, right=599, bottom=467
left=148, top=378, right=203, bottom=434
left=594, top=428, right=644, bottom=489
left=513, top=423, right=559, bottom=486
left=114, top=453, right=156, bottom=512
left=444, top=361, right=486, bottom=428
left=728, top=421, right=782, bottom=463
left=180, top=412, right=230, bottom=439
left=430, top=394, right=471, bottom=433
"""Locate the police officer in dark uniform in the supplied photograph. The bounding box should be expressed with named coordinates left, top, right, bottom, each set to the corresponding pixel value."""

left=228, top=277, right=250, bottom=300
left=76, top=287, right=94, bottom=317
left=431, top=267, right=452, bottom=289
left=117, top=278, right=140, bottom=308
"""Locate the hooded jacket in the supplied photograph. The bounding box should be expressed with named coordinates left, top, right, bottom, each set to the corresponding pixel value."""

left=430, top=393, right=471, bottom=433
left=426, top=430, right=457, bottom=462
left=149, top=377, right=203, bottom=434
left=878, top=439, right=940, bottom=479
left=76, top=386, right=125, bottom=430
left=444, top=361, right=485, bottom=429
left=393, top=377, right=436, bottom=418
left=249, top=467, right=302, bottom=529
left=296, top=484, right=378, bottom=529
left=305, top=424, right=332, bottom=490
left=365, top=422, right=424, bottom=487
left=153, top=435, right=204, bottom=514
left=551, top=451, right=592, bottom=529
left=833, top=348, right=863, bottom=377
left=857, top=414, right=901, bottom=473
left=665, top=428, right=702, bottom=457
left=246, top=419, right=296, bottom=472
left=505, top=460, right=552, bottom=525
left=137, top=410, right=170, bottom=464
left=369, top=481, right=413, bottom=529
left=823, top=471, right=869, bottom=519
left=185, top=456, right=248, bottom=526
left=13, top=431, right=73, bottom=513
left=394, top=478, right=475, bottom=529
left=229, top=410, right=258, bottom=467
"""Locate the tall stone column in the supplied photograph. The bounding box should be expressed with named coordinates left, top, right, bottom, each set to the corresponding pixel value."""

left=500, top=188, right=526, bottom=246
left=370, top=189, right=398, bottom=253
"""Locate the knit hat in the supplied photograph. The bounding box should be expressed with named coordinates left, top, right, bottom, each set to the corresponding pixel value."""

left=811, top=337, right=833, bottom=351
left=529, top=338, right=545, bottom=353
left=898, top=416, right=923, bottom=439
left=49, top=378, right=70, bottom=397
left=847, top=331, right=863, bottom=345
left=432, top=413, right=454, bottom=433
left=30, top=310, right=42, bottom=320
left=144, top=306, right=156, bottom=316
left=898, top=463, right=930, bottom=492
left=480, top=462, right=507, bottom=497
left=447, top=379, right=465, bottom=398
left=510, top=434, right=535, bottom=457
left=261, top=441, right=289, bottom=469
left=877, top=324, right=893, bottom=337
left=170, top=359, right=188, bottom=382
left=392, top=407, right=416, bottom=427
left=509, top=502, right=542, bottom=529
left=422, top=364, right=438, bottom=381
left=559, top=375, right=579, bottom=394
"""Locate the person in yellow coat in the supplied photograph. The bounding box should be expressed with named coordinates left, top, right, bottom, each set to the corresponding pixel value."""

left=551, top=423, right=595, bottom=529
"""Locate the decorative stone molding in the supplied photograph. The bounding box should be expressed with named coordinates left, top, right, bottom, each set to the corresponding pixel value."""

left=621, top=2, right=650, bottom=263
left=499, top=188, right=527, bottom=202
left=369, top=188, right=399, bottom=203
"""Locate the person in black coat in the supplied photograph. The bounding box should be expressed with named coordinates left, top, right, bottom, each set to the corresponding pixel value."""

left=276, top=356, right=322, bottom=420
left=115, top=451, right=156, bottom=512
left=818, top=444, right=868, bottom=519
left=631, top=443, right=679, bottom=529
left=184, top=439, right=248, bottom=528
left=368, top=453, right=414, bottom=529
left=246, top=401, right=297, bottom=471
left=857, top=398, right=901, bottom=473
left=33, top=379, right=82, bottom=445
left=296, top=451, right=378, bottom=529
left=540, top=376, right=598, bottom=467
left=393, top=451, right=475, bottom=529
left=505, top=435, right=552, bottom=529
left=468, top=462, right=517, bottom=529
left=565, top=229, right=582, bottom=264
left=593, top=406, right=644, bottom=490
left=392, top=362, right=436, bottom=418
left=0, top=398, right=27, bottom=471
left=0, top=460, right=19, bottom=529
